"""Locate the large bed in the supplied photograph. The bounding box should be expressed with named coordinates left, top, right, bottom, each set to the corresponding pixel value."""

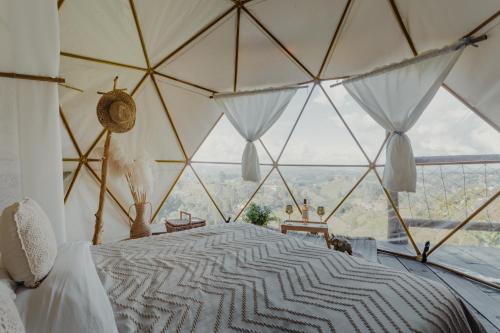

left=91, top=223, right=482, bottom=333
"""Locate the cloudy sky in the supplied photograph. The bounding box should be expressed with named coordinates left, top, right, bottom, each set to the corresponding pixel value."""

left=194, top=83, right=500, bottom=165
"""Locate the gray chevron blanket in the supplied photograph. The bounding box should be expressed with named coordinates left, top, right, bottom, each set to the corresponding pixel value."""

left=92, top=223, right=479, bottom=333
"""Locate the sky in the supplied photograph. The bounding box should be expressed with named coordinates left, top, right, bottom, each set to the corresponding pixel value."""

left=193, top=82, right=500, bottom=165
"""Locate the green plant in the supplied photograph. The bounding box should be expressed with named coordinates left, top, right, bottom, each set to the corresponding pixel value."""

left=243, top=203, right=274, bottom=226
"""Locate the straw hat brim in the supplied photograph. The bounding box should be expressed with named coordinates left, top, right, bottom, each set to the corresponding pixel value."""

left=96, top=90, right=136, bottom=133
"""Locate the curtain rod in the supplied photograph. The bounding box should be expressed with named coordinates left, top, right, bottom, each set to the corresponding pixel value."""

left=330, top=35, right=487, bottom=88
left=0, top=71, right=65, bottom=83
left=211, top=85, right=308, bottom=99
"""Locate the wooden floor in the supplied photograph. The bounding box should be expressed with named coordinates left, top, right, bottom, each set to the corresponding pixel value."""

left=284, top=231, right=500, bottom=332
left=378, top=252, right=500, bottom=333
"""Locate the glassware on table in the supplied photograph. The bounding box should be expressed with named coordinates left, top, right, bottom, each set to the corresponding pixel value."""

left=317, top=206, right=325, bottom=222
left=302, top=199, right=309, bottom=222
left=285, top=205, right=293, bottom=221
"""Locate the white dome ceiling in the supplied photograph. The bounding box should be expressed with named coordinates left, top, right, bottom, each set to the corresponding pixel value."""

left=57, top=0, right=500, bottom=241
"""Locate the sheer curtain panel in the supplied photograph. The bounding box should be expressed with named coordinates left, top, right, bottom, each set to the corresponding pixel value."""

left=215, top=88, right=297, bottom=182
left=344, top=46, right=464, bottom=192
left=0, top=0, right=65, bottom=242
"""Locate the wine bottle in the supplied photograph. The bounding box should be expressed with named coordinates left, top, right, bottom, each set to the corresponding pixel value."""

left=302, top=198, right=309, bottom=222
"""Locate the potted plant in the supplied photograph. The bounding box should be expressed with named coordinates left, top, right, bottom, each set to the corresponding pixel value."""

left=243, top=203, right=275, bottom=227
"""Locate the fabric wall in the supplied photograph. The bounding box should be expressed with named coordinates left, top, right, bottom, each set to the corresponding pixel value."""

left=0, top=0, right=65, bottom=242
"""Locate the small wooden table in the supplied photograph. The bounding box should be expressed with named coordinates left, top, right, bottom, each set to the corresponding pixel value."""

left=281, top=220, right=331, bottom=249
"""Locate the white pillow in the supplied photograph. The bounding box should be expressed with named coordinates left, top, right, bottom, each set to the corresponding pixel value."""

left=15, top=242, right=118, bottom=333
left=0, top=284, right=25, bottom=333
left=0, top=198, right=57, bottom=287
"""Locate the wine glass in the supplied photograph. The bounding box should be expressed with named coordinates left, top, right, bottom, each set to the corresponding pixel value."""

left=317, top=206, right=325, bottom=222
left=285, top=205, right=293, bottom=221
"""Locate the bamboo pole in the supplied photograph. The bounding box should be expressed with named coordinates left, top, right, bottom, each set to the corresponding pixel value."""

left=276, top=167, right=302, bottom=213
left=92, top=130, right=112, bottom=245
left=59, top=106, right=83, bottom=156
left=150, top=74, right=188, bottom=160
left=64, top=162, right=82, bottom=203
left=317, top=0, right=352, bottom=78
left=242, top=7, right=315, bottom=79
left=150, top=163, right=187, bottom=222
left=60, top=52, right=147, bottom=71
left=235, top=167, right=274, bottom=221
left=0, top=71, right=64, bottom=83
left=324, top=167, right=371, bottom=223
left=190, top=164, right=227, bottom=221
left=427, top=190, right=499, bottom=256
left=153, top=71, right=217, bottom=95
left=233, top=7, right=241, bottom=92
left=319, top=84, right=371, bottom=164
left=276, top=84, right=315, bottom=162
left=153, top=5, right=236, bottom=69
left=373, top=168, right=421, bottom=256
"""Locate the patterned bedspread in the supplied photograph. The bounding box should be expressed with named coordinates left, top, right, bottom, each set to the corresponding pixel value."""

left=92, top=223, right=480, bottom=333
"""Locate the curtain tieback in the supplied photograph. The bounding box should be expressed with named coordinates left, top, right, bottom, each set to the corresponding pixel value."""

left=392, top=131, right=404, bottom=136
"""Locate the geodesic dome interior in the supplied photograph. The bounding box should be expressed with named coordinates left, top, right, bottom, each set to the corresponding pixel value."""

left=57, top=0, right=500, bottom=284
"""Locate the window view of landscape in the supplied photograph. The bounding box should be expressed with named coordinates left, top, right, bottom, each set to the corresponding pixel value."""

left=154, top=84, right=499, bottom=259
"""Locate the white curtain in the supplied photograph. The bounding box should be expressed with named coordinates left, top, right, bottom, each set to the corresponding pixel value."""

left=215, top=88, right=297, bottom=182
left=344, top=46, right=463, bottom=192
left=0, top=0, right=65, bottom=242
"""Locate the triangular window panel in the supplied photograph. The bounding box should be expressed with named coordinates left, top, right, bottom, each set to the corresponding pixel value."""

left=329, top=169, right=415, bottom=256
left=59, top=0, right=146, bottom=67
left=323, top=82, right=387, bottom=163
left=279, top=166, right=368, bottom=218
left=156, top=77, right=222, bottom=158
left=279, top=86, right=368, bottom=165
left=59, top=57, right=145, bottom=154
left=408, top=88, right=500, bottom=157
left=192, top=163, right=272, bottom=222
left=155, top=166, right=223, bottom=225
left=134, top=0, right=233, bottom=66
left=107, top=77, right=185, bottom=161
left=156, top=13, right=236, bottom=92
left=65, top=165, right=129, bottom=243
left=242, top=169, right=302, bottom=229
left=397, top=163, right=500, bottom=251
left=428, top=196, right=500, bottom=286
left=192, top=115, right=272, bottom=164
left=246, top=0, right=347, bottom=75
left=261, top=85, right=312, bottom=160
left=237, top=11, right=310, bottom=90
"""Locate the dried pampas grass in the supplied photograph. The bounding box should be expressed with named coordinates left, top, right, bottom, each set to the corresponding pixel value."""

left=125, top=155, right=155, bottom=204
left=106, top=141, right=156, bottom=205
left=107, top=141, right=132, bottom=179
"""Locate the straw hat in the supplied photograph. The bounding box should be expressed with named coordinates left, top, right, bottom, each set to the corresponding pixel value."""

left=96, top=90, right=136, bottom=133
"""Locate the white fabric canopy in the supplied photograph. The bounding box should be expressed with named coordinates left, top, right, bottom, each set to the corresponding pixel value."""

left=215, top=88, right=297, bottom=182
left=344, top=44, right=464, bottom=192
left=0, top=0, right=65, bottom=242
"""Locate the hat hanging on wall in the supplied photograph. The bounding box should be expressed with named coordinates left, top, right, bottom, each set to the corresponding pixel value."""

left=96, top=89, right=136, bottom=133
left=93, top=77, right=136, bottom=245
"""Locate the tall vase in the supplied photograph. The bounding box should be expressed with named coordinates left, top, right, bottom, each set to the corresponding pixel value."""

left=130, top=202, right=152, bottom=239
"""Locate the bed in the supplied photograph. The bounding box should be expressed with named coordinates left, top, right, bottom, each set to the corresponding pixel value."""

left=91, top=223, right=482, bottom=333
